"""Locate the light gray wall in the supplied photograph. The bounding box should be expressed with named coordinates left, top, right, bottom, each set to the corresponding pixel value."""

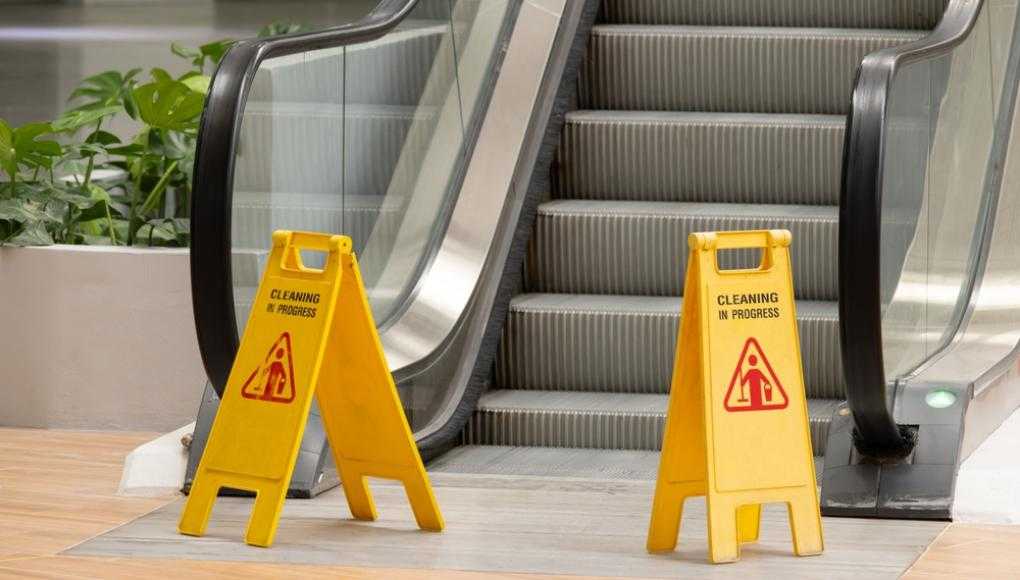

left=0, top=0, right=379, bottom=128
left=0, top=246, right=207, bottom=431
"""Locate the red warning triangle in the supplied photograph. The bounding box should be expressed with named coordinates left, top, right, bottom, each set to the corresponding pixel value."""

left=723, top=337, right=788, bottom=412
left=240, top=332, right=297, bottom=404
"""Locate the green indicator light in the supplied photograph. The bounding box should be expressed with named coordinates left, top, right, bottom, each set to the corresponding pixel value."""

left=925, top=389, right=957, bottom=409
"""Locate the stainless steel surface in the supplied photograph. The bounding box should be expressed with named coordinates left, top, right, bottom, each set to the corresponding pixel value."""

left=70, top=471, right=946, bottom=578
left=380, top=0, right=568, bottom=437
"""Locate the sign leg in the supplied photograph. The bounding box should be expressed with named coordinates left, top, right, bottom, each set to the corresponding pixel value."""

left=787, top=491, right=824, bottom=556
left=707, top=496, right=741, bottom=564
left=178, top=475, right=219, bottom=538
left=737, top=503, right=762, bottom=543
left=647, top=481, right=696, bottom=552
left=245, top=482, right=288, bottom=547
left=402, top=475, right=445, bottom=531
left=337, top=462, right=379, bottom=521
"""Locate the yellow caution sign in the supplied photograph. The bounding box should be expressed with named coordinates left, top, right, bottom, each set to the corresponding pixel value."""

left=647, top=230, right=823, bottom=564
left=179, top=231, right=444, bottom=547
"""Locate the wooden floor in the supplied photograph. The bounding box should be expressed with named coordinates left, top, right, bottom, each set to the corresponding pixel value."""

left=0, top=428, right=1017, bottom=578
left=905, top=525, right=1020, bottom=579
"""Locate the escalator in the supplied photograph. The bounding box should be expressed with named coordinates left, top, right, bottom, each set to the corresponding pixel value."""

left=431, top=1, right=937, bottom=480
left=186, top=0, right=1020, bottom=519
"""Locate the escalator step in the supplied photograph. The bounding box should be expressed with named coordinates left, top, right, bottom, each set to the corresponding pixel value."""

left=600, top=0, right=947, bottom=30
left=558, top=111, right=845, bottom=206
left=581, top=25, right=924, bottom=114
left=496, top=294, right=843, bottom=399
left=528, top=200, right=838, bottom=301
left=463, top=390, right=840, bottom=455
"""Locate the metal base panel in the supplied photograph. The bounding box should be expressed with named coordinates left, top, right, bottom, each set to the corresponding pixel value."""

left=71, top=472, right=946, bottom=578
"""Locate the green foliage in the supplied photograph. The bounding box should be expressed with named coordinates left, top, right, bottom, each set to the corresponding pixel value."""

left=258, top=21, right=314, bottom=38
left=0, top=20, right=307, bottom=248
left=133, top=70, right=208, bottom=132
left=0, top=120, right=61, bottom=179
left=171, top=40, right=235, bottom=73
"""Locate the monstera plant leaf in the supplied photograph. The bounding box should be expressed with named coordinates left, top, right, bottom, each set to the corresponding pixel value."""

left=133, top=71, right=206, bottom=132
left=0, top=121, right=62, bottom=177
left=52, top=105, right=122, bottom=133
left=171, top=40, right=234, bottom=71
left=180, top=73, right=211, bottom=96
left=64, top=69, right=141, bottom=122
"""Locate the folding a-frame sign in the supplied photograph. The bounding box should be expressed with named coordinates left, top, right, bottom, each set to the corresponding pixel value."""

left=647, top=230, right=824, bottom=564
left=179, top=230, right=444, bottom=547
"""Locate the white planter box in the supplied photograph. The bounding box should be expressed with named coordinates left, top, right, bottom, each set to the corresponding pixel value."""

left=0, top=245, right=206, bottom=430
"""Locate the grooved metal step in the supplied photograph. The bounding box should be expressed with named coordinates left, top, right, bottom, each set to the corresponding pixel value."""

left=463, top=390, right=840, bottom=455
left=528, top=200, right=838, bottom=301
left=580, top=25, right=924, bottom=114
left=600, top=0, right=947, bottom=30
left=496, top=294, right=843, bottom=399
left=557, top=111, right=845, bottom=206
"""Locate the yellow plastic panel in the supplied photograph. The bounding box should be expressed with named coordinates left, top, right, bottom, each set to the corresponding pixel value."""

left=316, top=245, right=444, bottom=532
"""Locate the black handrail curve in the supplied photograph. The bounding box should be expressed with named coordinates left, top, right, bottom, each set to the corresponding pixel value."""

left=840, top=0, right=984, bottom=456
left=190, top=0, right=421, bottom=396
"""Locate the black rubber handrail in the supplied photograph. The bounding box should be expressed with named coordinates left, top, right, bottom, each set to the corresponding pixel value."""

left=840, top=0, right=984, bottom=456
left=190, top=0, right=421, bottom=396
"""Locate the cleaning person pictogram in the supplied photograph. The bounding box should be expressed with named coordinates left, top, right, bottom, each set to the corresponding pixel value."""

left=241, top=332, right=296, bottom=404
left=724, top=337, right=788, bottom=411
